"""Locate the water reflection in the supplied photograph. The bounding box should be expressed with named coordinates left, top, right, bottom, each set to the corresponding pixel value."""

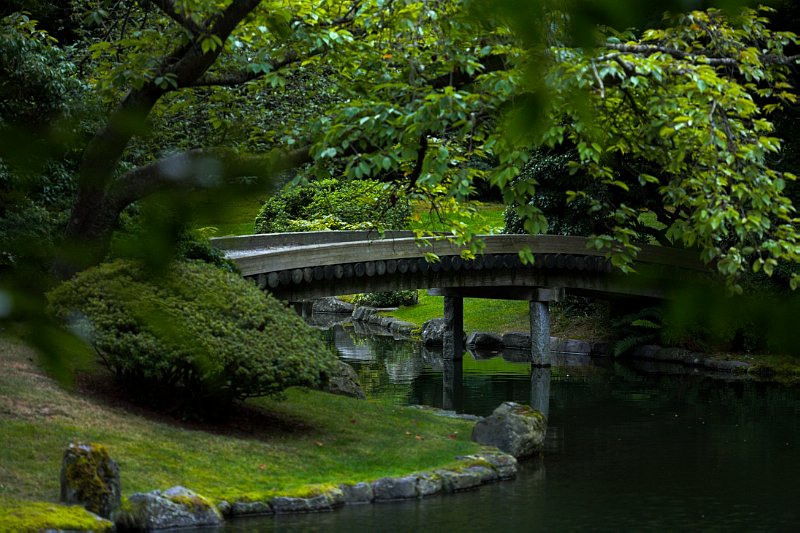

left=321, top=324, right=609, bottom=418
left=225, top=321, right=800, bottom=531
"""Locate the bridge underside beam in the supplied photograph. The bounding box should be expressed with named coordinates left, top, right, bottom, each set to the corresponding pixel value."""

left=264, top=262, right=680, bottom=302
left=428, top=286, right=564, bottom=301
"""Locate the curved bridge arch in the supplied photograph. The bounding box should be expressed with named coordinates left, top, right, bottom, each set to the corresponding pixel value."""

left=212, top=231, right=706, bottom=365
left=211, top=231, right=705, bottom=301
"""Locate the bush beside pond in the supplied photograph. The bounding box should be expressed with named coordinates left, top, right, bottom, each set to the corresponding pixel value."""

left=47, top=260, right=337, bottom=420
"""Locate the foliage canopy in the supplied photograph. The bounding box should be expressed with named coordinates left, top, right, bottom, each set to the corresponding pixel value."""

left=1, top=1, right=799, bottom=343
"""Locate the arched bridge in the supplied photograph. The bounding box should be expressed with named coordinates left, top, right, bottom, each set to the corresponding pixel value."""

left=211, top=231, right=706, bottom=365
left=211, top=231, right=703, bottom=301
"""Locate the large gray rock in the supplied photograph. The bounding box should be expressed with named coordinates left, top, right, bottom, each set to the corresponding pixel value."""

left=60, top=442, right=121, bottom=519
left=551, top=338, right=592, bottom=355
left=312, top=297, right=355, bottom=314
left=371, top=476, right=418, bottom=500
left=414, top=472, right=443, bottom=497
left=501, top=332, right=530, bottom=350
left=322, top=360, right=366, bottom=399
left=471, top=402, right=547, bottom=458
left=420, top=318, right=448, bottom=345
left=389, top=319, right=416, bottom=338
left=436, top=469, right=483, bottom=492
left=340, top=482, right=374, bottom=504
left=352, top=306, right=378, bottom=322
left=271, top=494, right=334, bottom=513
left=115, top=486, right=222, bottom=530
left=466, top=332, right=504, bottom=349
left=229, top=500, right=273, bottom=516
left=421, top=317, right=467, bottom=347
left=458, top=451, right=519, bottom=479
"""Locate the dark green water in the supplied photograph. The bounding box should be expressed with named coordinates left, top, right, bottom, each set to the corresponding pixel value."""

left=228, top=325, right=800, bottom=531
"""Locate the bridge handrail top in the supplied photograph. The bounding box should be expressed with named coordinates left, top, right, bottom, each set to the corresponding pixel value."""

left=216, top=232, right=706, bottom=272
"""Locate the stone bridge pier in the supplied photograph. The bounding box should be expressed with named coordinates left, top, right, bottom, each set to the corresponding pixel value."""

left=430, top=286, right=564, bottom=366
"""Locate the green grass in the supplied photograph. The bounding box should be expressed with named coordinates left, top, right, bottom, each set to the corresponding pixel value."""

left=409, top=201, right=506, bottom=234
left=189, top=195, right=507, bottom=238
left=381, top=292, right=612, bottom=340
left=0, top=498, right=113, bottom=531
left=383, top=292, right=530, bottom=334
left=0, top=337, right=480, bottom=510
left=190, top=193, right=265, bottom=236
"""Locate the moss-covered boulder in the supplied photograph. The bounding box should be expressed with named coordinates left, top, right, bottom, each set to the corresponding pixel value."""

left=114, top=486, right=222, bottom=530
left=471, top=402, right=547, bottom=458
left=59, top=442, right=121, bottom=519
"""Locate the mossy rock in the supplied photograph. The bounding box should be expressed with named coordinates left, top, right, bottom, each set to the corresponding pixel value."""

left=471, top=402, right=547, bottom=458
left=114, top=486, right=222, bottom=530
left=59, top=442, right=120, bottom=519
left=0, top=499, right=113, bottom=532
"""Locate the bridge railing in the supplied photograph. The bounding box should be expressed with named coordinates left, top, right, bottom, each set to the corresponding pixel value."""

left=211, top=232, right=705, bottom=277
left=211, top=230, right=417, bottom=257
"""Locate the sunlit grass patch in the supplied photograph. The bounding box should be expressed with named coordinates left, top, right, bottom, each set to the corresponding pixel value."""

left=409, top=201, right=505, bottom=235
left=0, top=499, right=113, bottom=531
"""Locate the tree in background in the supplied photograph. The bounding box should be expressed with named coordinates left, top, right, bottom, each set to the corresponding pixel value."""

left=485, top=3, right=799, bottom=290
left=1, top=1, right=798, bottom=336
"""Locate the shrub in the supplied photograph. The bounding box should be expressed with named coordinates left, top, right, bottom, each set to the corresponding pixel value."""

left=254, top=178, right=410, bottom=233
left=352, top=290, right=418, bottom=308
left=503, top=149, right=611, bottom=236
left=47, top=260, right=337, bottom=419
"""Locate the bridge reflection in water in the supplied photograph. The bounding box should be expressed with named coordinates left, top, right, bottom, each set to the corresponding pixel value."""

left=442, top=360, right=550, bottom=418
left=213, top=231, right=706, bottom=366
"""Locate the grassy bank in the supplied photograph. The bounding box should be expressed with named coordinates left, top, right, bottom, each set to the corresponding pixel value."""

left=381, top=292, right=612, bottom=340
left=0, top=336, right=481, bottom=529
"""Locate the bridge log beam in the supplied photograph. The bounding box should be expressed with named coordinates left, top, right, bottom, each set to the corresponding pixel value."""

left=443, top=296, right=464, bottom=360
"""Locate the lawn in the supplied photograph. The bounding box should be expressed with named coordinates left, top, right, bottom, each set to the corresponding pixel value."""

left=381, top=291, right=613, bottom=340
left=409, top=201, right=506, bottom=234
left=0, top=336, right=481, bottom=527
left=190, top=193, right=265, bottom=237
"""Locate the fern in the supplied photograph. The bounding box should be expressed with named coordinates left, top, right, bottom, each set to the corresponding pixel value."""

left=611, top=306, right=663, bottom=357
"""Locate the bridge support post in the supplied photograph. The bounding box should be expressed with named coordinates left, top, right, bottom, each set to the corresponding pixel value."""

left=442, top=358, right=464, bottom=411
left=289, top=301, right=314, bottom=319
left=529, top=288, right=562, bottom=366
left=529, top=301, right=550, bottom=366
left=530, top=366, right=551, bottom=419
left=443, top=296, right=464, bottom=360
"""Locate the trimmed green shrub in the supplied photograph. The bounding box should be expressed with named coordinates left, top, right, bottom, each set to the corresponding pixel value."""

left=47, top=260, right=337, bottom=419
left=254, top=178, right=410, bottom=233
left=352, top=290, right=418, bottom=308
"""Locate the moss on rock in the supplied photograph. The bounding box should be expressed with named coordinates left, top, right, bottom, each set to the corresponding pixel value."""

left=60, top=442, right=120, bottom=519
left=0, top=498, right=113, bottom=531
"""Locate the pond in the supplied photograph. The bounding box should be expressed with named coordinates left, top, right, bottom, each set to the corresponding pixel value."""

left=228, top=322, right=800, bottom=531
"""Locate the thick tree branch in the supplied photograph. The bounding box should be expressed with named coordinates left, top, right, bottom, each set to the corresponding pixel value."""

left=604, top=42, right=800, bottom=66
left=184, top=50, right=302, bottom=87
left=107, top=145, right=312, bottom=210
left=426, top=54, right=507, bottom=89
left=406, top=134, right=429, bottom=189
left=150, top=0, right=205, bottom=35
left=164, top=0, right=262, bottom=87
